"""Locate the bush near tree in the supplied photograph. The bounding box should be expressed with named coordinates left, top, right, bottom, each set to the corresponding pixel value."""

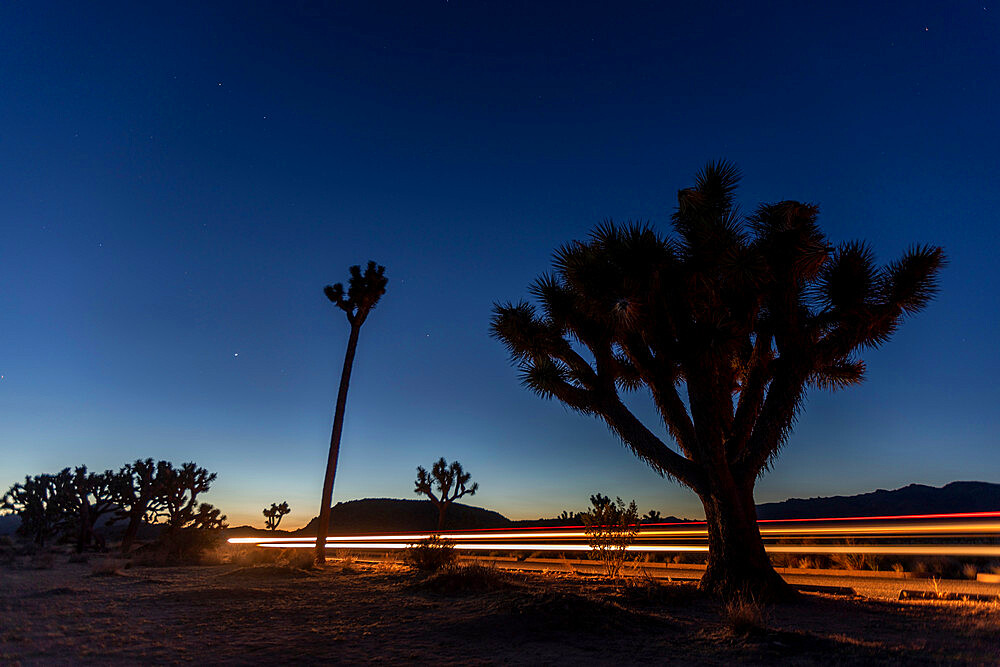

left=581, top=493, right=639, bottom=578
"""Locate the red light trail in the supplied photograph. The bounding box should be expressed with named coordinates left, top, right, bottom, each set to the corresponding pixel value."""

left=228, top=510, right=1000, bottom=557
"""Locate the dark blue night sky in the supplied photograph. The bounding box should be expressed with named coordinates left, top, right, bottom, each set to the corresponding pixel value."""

left=2, top=2, right=997, bottom=526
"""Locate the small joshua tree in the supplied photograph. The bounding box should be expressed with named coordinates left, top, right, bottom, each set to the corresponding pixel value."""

left=67, top=466, right=118, bottom=552
left=263, top=502, right=291, bottom=531
left=414, top=458, right=479, bottom=531
left=643, top=509, right=663, bottom=523
left=581, top=493, right=639, bottom=578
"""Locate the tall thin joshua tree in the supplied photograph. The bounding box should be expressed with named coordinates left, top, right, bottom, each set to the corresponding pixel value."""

left=315, top=261, right=387, bottom=566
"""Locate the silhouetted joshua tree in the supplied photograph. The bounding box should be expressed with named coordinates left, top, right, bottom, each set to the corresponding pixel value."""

left=158, top=462, right=225, bottom=536
left=263, top=501, right=291, bottom=531
left=315, top=261, right=387, bottom=566
left=110, top=459, right=168, bottom=553
left=642, top=510, right=663, bottom=523
left=414, top=458, right=479, bottom=530
left=67, top=466, right=117, bottom=552
left=492, top=161, right=944, bottom=599
left=2, top=472, right=72, bottom=545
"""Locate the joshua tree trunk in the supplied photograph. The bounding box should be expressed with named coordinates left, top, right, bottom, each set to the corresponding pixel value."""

left=698, top=472, right=792, bottom=599
left=436, top=503, right=447, bottom=531
left=120, top=513, right=142, bottom=554
left=315, top=323, right=361, bottom=566
left=76, top=502, right=92, bottom=553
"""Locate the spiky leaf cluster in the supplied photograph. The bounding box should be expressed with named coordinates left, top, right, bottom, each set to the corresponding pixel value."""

left=491, top=161, right=944, bottom=491
left=324, top=261, right=388, bottom=326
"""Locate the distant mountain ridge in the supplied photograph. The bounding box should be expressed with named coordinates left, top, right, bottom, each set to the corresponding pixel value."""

left=756, top=481, right=1000, bottom=519
left=296, top=498, right=512, bottom=535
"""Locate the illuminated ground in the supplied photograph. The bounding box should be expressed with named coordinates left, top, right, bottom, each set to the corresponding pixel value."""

left=2, top=556, right=999, bottom=664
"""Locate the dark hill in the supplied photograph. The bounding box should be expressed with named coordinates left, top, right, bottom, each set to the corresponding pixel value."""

left=756, top=481, right=1000, bottom=519
left=297, top=498, right=512, bottom=535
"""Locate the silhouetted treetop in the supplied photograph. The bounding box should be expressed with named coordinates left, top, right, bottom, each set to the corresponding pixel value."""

left=323, top=261, right=388, bottom=326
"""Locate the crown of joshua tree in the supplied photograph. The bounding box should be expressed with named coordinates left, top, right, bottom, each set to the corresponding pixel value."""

left=323, top=261, right=387, bottom=325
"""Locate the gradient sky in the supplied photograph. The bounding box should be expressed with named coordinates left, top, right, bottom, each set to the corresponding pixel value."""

left=2, top=2, right=998, bottom=528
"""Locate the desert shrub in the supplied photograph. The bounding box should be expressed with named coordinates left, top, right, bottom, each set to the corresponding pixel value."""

left=618, top=577, right=703, bottom=606
left=581, top=494, right=639, bottom=579
left=284, top=548, right=318, bottom=570
left=226, top=544, right=285, bottom=567
left=130, top=527, right=225, bottom=566
left=722, top=594, right=769, bottom=637
left=962, top=563, right=979, bottom=580
left=30, top=552, right=55, bottom=569
left=404, top=536, right=457, bottom=571
left=225, top=546, right=314, bottom=569
left=90, top=558, right=126, bottom=576
left=891, top=562, right=905, bottom=574
left=414, top=563, right=515, bottom=594
left=159, top=527, right=225, bottom=563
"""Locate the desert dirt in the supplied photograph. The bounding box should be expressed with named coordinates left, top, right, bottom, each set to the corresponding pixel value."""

left=2, top=554, right=999, bottom=665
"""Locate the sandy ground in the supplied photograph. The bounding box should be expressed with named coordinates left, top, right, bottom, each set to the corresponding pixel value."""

left=2, top=556, right=999, bottom=665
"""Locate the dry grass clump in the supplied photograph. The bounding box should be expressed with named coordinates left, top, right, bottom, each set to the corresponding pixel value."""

left=29, top=552, right=55, bottom=570
left=617, top=576, right=702, bottom=606
left=221, top=564, right=316, bottom=579
left=218, top=545, right=318, bottom=578
left=222, top=545, right=314, bottom=569
left=89, top=558, right=127, bottom=576
left=373, top=554, right=407, bottom=574
left=722, top=594, right=769, bottom=637
left=497, top=588, right=651, bottom=634
left=413, top=563, right=519, bottom=595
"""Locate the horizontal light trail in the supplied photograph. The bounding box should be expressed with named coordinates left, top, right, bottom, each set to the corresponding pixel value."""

left=252, top=541, right=1000, bottom=556
left=228, top=510, right=999, bottom=558
left=434, top=511, right=1000, bottom=531
left=229, top=523, right=1000, bottom=545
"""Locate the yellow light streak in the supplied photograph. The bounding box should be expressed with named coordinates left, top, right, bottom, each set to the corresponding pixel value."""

left=250, top=541, right=1000, bottom=556
left=229, top=521, right=1000, bottom=545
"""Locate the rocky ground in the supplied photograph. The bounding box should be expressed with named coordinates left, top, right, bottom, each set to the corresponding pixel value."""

left=2, top=551, right=999, bottom=665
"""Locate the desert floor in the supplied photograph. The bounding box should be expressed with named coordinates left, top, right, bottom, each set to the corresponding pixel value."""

left=2, top=555, right=999, bottom=665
